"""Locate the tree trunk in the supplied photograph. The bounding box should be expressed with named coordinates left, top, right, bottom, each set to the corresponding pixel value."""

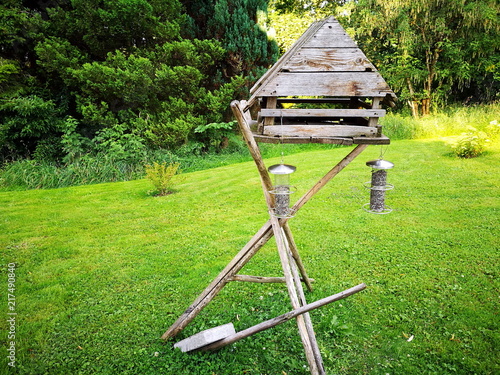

left=406, top=77, right=420, bottom=118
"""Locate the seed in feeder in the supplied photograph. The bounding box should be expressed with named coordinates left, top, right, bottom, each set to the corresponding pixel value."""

left=274, top=185, right=290, bottom=217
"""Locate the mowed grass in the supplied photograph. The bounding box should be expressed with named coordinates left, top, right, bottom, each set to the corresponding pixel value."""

left=1, top=139, right=499, bottom=374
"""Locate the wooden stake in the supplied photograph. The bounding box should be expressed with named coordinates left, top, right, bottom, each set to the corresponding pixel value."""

left=283, top=222, right=313, bottom=292
left=270, top=215, right=321, bottom=375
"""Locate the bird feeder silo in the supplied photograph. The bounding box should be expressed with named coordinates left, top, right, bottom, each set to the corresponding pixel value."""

left=364, top=159, right=394, bottom=214
left=268, top=163, right=296, bottom=218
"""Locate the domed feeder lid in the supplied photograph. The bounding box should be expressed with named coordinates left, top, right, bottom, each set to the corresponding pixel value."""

left=268, top=164, right=296, bottom=175
left=366, top=159, right=394, bottom=170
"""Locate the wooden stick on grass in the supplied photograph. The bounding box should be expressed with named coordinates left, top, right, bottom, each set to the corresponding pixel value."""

left=201, top=283, right=367, bottom=351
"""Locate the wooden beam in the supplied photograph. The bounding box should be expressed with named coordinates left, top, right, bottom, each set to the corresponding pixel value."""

left=263, top=125, right=378, bottom=138
left=257, top=73, right=394, bottom=98
left=270, top=216, right=323, bottom=375
left=283, top=222, right=314, bottom=292
left=228, top=274, right=315, bottom=284
left=260, top=108, right=386, bottom=118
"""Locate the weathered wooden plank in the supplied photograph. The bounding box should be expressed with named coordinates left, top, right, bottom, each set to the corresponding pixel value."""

left=250, top=19, right=325, bottom=95
left=258, top=72, right=394, bottom=97
left=302, top=25, right=358, bottom=48
left=228, top=274, right=315, bottom=284
left=260, top=108, right=386, bottom=118
left=282, top=48, right=376, bottom=72
left=201, top=283, right=367, bottom=351
left=253, top=135, right=355, bottom=145
left=263, top=124, right=378, bottom=138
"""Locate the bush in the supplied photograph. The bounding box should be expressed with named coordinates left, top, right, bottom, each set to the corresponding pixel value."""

left=144, top=161, right=181, bottom=196
left=448, top=127, right=490, bottom=158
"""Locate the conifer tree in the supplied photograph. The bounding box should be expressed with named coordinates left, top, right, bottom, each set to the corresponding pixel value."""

left=182, top=0, right=279, bottom=80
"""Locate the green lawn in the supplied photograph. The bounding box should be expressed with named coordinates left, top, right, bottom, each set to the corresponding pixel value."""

left=1, top=139, right=499, bottom=374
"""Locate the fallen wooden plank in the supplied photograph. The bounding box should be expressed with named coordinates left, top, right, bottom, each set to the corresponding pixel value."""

left=263, top=124, right=378, bottom=138
left=201, top=283, right=367, bottom=351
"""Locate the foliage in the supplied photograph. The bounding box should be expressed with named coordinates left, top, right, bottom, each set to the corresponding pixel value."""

left=0, top=0, right=255, bottom=163
left=270, top=0, right=344, bottom=16
left=144, top=161, right=181, bottom=196
left=181, top=0, right=279, bottom=78
left=0, top=155, right=145, bottom=190
left=1, top=140, right=499, bottom=374
left=380, top=102, right=500, bottom=140
left=347, top=0, right=500, bottom=116
left=268, top=9, right=317, bottom=53
left=0, top=95, right=66, bottom=162
left=448, top=127, right=490, bottom=158
left=194, top=121, right=237, bottom=152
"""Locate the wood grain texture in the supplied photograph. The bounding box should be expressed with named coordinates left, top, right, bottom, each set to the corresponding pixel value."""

left=283, top=48, right=376, bottom=72
left=263, top=124, right=378, bottom=138
left=260, top=108, right=386, bottom=118
left=258, top=72, right=394, bottom=97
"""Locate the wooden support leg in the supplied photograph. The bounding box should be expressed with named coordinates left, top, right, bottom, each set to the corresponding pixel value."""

left=161, top=220, right=274, bottom=340
left=162, top=144, right=368, bottom=340
left=283, top=222, right=313, bottom=292
left=270, top=216, right=322, bottom=375
left=282, top=227, right=325, bottom=374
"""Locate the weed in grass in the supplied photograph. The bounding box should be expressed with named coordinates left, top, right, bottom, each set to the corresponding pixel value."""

left=144, top=161, right=182, bottom=196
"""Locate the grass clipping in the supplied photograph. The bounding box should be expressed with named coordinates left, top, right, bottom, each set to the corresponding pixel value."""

left=145, top=161, right=181, bottom=196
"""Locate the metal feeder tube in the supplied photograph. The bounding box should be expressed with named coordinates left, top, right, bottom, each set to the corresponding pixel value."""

left=268, top=164, right=296, bottom=218
left=364, top=159, right=394, bottom=214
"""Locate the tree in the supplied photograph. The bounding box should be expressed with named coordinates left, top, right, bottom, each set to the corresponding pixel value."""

left=0, top=0, right=247, bottom=162
left=181, top=0, right=279, bottom=80
left=348, top=0, right=500, bottom=116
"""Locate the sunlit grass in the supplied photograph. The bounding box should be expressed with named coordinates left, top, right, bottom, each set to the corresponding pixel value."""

left=1, top=138, right=499, bottom=374
left=382, top=102, right=500, bottom=140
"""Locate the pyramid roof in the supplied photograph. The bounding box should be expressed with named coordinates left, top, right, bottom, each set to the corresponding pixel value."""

left=248, top=16, right=396, bottom=106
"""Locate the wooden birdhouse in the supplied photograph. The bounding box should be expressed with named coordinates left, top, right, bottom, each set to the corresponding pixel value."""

left=163, top=16, right=397, bottom=375
left=243, top=16, right=396, bottom=145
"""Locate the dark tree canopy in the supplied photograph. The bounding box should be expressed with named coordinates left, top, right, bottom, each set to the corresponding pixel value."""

left=0, top=0, right=277, bottom=162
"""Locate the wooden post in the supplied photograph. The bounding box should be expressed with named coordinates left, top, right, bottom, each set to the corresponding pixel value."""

left=270, top=215, right=322, bottom=375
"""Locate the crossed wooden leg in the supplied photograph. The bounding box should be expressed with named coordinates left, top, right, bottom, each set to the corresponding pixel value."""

left=162, top=101, right=368, bottom=374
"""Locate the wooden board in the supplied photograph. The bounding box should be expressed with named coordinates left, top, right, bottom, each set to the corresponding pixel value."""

left=282, top=48, right=376, bottom=72
left=302, top=27, right=358, bottom=48
left=253, top=135, right=355, bottom=145
left=258, top=72, right=394, bottom=97
left=259, top=108, right=386, bottom=118
left=250, top=19, right=325, bottom=95
left=263, top=124, right=378, bottom=138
